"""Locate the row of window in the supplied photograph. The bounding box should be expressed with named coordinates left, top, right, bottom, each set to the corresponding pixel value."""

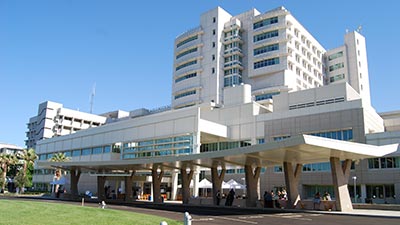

left=176, top=47, right=198, bottom=59
left=253, top=16, right=278, bottom=29
left=224, top=68, right=242, bottom=76
left=254, top=57, right=280, bottom=69
left=328, top=51, right=343, bottom=61
left=274, top=161, right=355, bottom=173
left=224, top=75, right=242, bottom=87
left=175, top=72, right=197, bottom=83
left=329, top=62, right=344, bottom=72
left=368, top=157, right=400, bottom=169
left=224, top=55, right=243, bottom=63
left=224, top=167, right=267, bottom=174
left=38, top=145, right=113, bottom=161
left=122, top=135, right=193, bottom=159
left=176, top=35, right=198, bottom=48
left=273, top=129, right=353, bottom=142
left=176, top=60, right=197, bottom=71
left=200, top=140, right=251, bottom=152
left=254, top=43, right=279, bottom=56
left=253, top=30, right=279, bottom=42
left=174, top=90, right=196, bottom=99
left=255, top=92, right=280, bottom=101
left=329, top=74, right=345, bottom=83
left=309, top=129, right=353, bottom=141
left=123, top=149, right=192, bottom=159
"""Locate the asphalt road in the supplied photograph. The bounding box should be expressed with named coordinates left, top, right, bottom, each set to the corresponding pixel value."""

left=3, top=197, right=400, bottom=225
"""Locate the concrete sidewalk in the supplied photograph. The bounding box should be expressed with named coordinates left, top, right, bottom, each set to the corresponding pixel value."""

left=315, top=209, right=400, bottom=218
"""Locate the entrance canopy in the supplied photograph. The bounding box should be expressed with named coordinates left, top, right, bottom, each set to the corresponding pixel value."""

left=38, top=135, right=398, bottom=172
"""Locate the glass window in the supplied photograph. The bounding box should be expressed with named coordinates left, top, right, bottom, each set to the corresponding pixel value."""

left=176, top=60, right=197, bottom=71
left=174, top=90, right=196, bottom=100
left=176, top=47, right=197, bottom=59
left=103, top=146, right=111, bottom=153
left=328, top=51, right=343, bottom=61
left=176, top=35, right=198, bottom=48
left=274, top=166, right=283, bottom=172
left=64, top=151, right=71, bottom=157
left=254, top=57, right=280, bottom=69
left=253, top=44, right=279, bottom=56
left=92, top=147, right=103, bottom=154
left=72, top=150, right=81, bottom=157
left=39, top=154, right=47, bottom=160
left=175, top=72, right=197, bottom=83
left=82, top=148, right=91, bottom=155
left=253, top=30, right=278, bottom=42
left=329, top=62, right=344, bottom=72
left=253, top=17, right=278, bottom=29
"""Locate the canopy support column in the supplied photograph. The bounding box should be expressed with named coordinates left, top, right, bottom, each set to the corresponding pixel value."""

left=97, top=175, right=106, bottom=200
left=283, top=162, right=303, bottom=208
left=70, top=169, right=81, bottom=198
left=330, top=157, right=353, bottom=211
left=245, top=158, right=261, bottom=207
left=151, top=165, right=164, bottom=203
left=180, top=165, right=194, bottom=204
left=211, top=161, right=225, bottom=205
left=171, top=169, right=178, bottom=200
left=125, top=171, right=134, bottom=201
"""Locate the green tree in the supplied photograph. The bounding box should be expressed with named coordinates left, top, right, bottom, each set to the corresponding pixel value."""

left=0, top=153, right=18, bottom=193
left=16, top=149, right=38, bottom=193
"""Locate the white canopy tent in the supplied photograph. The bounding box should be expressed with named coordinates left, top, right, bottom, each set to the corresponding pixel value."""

left=225, top=179, right=246, bottom=190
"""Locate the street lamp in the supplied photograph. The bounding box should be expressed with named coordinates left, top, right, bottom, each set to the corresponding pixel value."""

left=352, top=176, right=357, bottom=203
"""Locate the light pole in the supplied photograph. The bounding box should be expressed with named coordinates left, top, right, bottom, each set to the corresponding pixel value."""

left=352, top=176, right=357, bottom=203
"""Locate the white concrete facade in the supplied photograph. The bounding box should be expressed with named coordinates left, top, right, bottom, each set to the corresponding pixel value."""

left=26, top=101, right=108, bottom=149
left=31, top=6, right=400, bottom=207
left=172, top=6, right=367, bottom=111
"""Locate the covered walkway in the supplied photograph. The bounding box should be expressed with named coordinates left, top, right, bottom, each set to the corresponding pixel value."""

left=38, top=135, right=398, bottom=212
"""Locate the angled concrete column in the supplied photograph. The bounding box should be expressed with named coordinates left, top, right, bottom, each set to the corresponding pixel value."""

left=211, top=161, right=225, bottom=205
left=70, top=169, right=81, bottom=198
left=330, top=157, right=353, bottom=211
left=180, top=166, right=194, bottom=204
left=245, top=158, right=261, bottom=207
left=97, top=176, right=106, bottom=200
left=283, top=162, right=303, bottom=208
left=171, top=169, right=178, bottom=200
left=192, top=168, right=200, bottom=197
left=125, top=171, right=134, bottom=201
left=151, top=165, right=164, bottom=203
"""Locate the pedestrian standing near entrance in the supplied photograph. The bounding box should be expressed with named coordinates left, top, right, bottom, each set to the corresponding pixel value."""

left=313, top=192, right=321, bottom=210
left=263, top=190, right=273, bottom=208
left=216, top=190, right=221, bottom=206
left=225, top=189, right=235, bottom=206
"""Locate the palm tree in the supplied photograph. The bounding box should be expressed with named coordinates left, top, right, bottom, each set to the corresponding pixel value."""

left=49, top=152, right=70, bottom=195
left=16, top=148, right=38, bottom=193
left=0, top=153, right=18, bottom=193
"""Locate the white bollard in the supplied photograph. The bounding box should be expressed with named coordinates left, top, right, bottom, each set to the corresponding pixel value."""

left=160, top=221, right=168, bottom=225
left=184, top=212, right=192, bottom=225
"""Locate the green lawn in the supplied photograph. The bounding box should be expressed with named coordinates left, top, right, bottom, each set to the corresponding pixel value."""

left=0, top=199, right=183, bottom=225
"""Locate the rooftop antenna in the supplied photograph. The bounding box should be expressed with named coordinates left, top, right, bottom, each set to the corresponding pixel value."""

left=356, top=25, right=362, bottom=33
left=90, top=83, right=96, bottom=113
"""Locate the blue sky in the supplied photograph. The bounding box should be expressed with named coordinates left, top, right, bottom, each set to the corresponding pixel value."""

left=1, top=0, right=399, bottom=147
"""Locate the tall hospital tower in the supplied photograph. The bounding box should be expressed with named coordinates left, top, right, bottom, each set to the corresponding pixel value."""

left=172, top=7, right=370, bottom=109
